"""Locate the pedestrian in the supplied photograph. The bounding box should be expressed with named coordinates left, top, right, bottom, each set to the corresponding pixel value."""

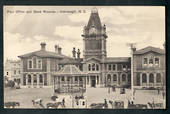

left=158, top=88, right=160, bottom=94
left=62, top=98, right=65, bottom=106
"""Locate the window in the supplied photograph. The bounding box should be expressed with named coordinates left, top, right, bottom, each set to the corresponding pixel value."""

left=149, top=73, right=154, bottom=83
left=75, top=77, right=78, bottom=82
left=79, top=77, right=82, bottom=81
left=155, top=58, right=159, bottom=66
left=18, top=70, right=20, bottom=74
left=156, top=73, right=161, bottom=83
left=108, top=64, right=112, bottom=71
left=28, top=75, right=31, bottom=83
left=33, top=75, right=37, bottom=83
left=14, top=70, right=16, bottom=75
left=39, top=75, right=43, bottom=83
left=67, top=77, right=70, bottom=81
left=33, top=57, right=37, bottom=68
left=38, top=59, right=42, bottom=69
left=142, top=73, right=147, bottom=83
left=107, top=74, right=111, bottom=82
left=122, top=65, right=126, bottom=70
left=122, top=74, right=126, bottom=82
left=96, top=64, right=99, bottom=71
left=113, top=74, right=117, bottom=81
left=144, top=58, right=148, bottom=65
left=88, top=64, right=91, bottom=71
left=113, top=64, right=116, bottom=71
left=7, top=72, right=8, bottom=75
left=149, top=58, right=153, bottom=65
left=61, top=77, right=65, bottom=81
left=92, top=63, right=95, bottom=71
left=28, top=60, right=32, bottom=69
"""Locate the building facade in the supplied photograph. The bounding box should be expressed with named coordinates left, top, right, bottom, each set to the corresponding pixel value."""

left=4, top=59, right=21, bottom=83
left=18, top=8, right=165, bottom=89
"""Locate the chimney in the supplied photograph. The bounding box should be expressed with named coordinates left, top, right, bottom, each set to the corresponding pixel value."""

left=77, top=49, right=81, bottom=58
left=72, top=47, right=76, bottom=58
left=58, top=47, right=62, bottom=54
left=55, top=45, right=59, bottom=53
left=40, top=42, right=46, bottom=51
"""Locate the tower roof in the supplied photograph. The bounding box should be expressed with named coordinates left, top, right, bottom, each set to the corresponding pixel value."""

left=87, top=8, right=102, bottom=30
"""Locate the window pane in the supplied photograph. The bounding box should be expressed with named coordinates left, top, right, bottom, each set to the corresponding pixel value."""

left=96, top=64, right=99, bottom=71
left=149, top=58, right=153, bottom=64
left=149, top=73, right=154, bottom=83
left=108, top=64, right=111, bottom=71
left=33, top=57, right=36, bottom=68
left=156, top=73, right=161, bottom=83
left=92, top=63, right=95, bottom=71
left=155, top=58, right=159, bottom=66
left=122, top=74, right=126, bottom=82
left=144, top=58, right=148, bottom=64
left=113, top=64, right=116, bottom=71
left=142, top=73, right=147, bottom=83
left=88, top=64, right=91, bottom=71
left=38, top=60, right=42, bottom=69
left=29, top=61, right=32, bottom=68
left=39, top=75, right=43, bottom=83
left=113, top=74, right=117, bottom=81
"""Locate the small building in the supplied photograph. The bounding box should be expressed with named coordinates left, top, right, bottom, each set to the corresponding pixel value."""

left=132, top=46, right=165, bottom=89
left=4, top=59, right=21, bottom=83
left=53, top=65, right=86, bottom=95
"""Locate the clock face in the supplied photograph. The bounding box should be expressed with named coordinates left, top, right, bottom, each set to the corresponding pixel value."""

left=89, top=27, right=96, bottom=34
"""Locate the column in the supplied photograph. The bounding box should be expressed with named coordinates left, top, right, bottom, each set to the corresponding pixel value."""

left=43, top=74, right=45, bottom=86
left=26, top=75, right=28, bottom=86
left=31, top=74, right=33, bottom=87
left=140, top=73, right=142, bottom=86
left=37, top=74, right=39, bottom=87
left=147, top=73, right=149, bottom=87
left=154, top=73, right=156, bottom=87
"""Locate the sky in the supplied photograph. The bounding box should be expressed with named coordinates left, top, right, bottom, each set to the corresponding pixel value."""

left=4, top=6, right=165, bottom=61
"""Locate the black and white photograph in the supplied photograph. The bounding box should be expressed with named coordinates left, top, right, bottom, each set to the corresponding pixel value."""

left=3, top=6, right=166, bottom=109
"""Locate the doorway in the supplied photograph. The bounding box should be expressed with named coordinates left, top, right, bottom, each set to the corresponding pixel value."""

left=91, top=76, right=96, bottom=87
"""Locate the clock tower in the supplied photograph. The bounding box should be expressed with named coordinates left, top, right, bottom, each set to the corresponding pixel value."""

left=82, top=8, right=107, bottom=60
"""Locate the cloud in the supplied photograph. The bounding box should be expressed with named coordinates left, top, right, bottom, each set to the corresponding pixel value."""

left=4, top=6, right=165, bottom=60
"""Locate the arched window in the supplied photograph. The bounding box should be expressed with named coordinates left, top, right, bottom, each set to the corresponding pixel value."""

left=96, top=64, right=99, bottom=71
left=142, top=73, right=147, bottom=83
left=28, top=75, right=31, bottom=83
left=149, top=73, right=154, bottom=83
left=122, top=74, right=126, bottom=82
left=107, top=74, right=111, bottom=82
left=156, top=73, right=161, bottom=83
left=113, top=74, right=117, bottom=81
left=88, top=64, right=91, bottom=71
left=92, top=63, right=95, bottom=71
left=39, top=74, right=43, bottom=83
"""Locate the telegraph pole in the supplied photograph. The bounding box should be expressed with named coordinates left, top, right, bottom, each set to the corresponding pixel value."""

left=127, top=43, right=136, bottom=102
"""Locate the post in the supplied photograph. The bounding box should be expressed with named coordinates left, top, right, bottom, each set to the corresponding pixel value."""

left=127, top=43, right=136, bottom=101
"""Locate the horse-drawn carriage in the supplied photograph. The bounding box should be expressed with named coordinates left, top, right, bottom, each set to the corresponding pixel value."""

left=4, top=102, right=20, bottom=108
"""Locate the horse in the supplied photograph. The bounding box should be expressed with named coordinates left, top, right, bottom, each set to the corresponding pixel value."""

left=46, top=102, right=65, bottom=109
left=4, top=102, right=20, bottom=108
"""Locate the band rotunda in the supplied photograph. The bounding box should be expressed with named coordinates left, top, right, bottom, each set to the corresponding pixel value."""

left=18, top=8, right=165, bottom=89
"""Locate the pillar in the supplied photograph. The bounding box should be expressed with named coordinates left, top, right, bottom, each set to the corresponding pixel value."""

left=31, top=74, right=33, bottom=86
left=154, top=73, right=156, bottom=87
left=37, top=74, right=39, bottom=87
left=26, top=75, right=28, bottom=86
left=140, top=73, right=142, bottom=86
left=147, top=73, right=149, bottom=87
